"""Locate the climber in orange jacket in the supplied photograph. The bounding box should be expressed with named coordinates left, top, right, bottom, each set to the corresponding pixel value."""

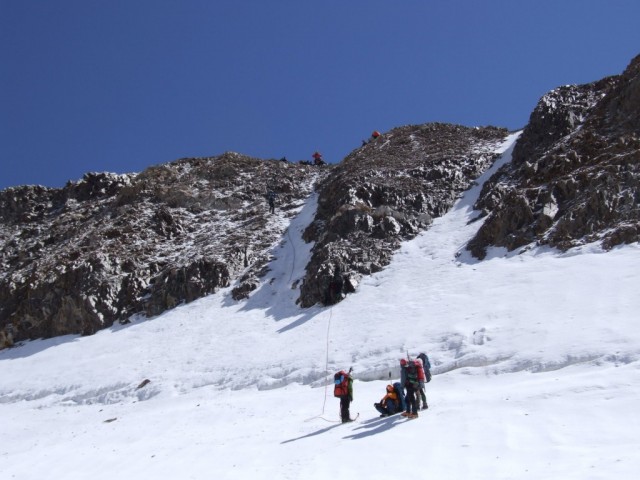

left=374, top=384, right=399, bottom=417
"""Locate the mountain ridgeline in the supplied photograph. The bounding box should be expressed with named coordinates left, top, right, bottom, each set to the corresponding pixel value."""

left=1, top=54, right=638, bottom=348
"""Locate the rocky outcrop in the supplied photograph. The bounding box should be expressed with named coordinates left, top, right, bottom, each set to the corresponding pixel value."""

left=298, top=123, right=509, bottom=307
left=0, top=155, right=323, bottom=345
left=467, top=54, right=640, bottom=258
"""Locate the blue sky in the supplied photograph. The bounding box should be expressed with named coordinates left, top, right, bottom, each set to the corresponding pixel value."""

left=1, top=1, right=639, bottom=190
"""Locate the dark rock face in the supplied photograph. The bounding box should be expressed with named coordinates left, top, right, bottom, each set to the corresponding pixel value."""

left=467, top=54, right=640, bottom=258
left=0, top=155, right=322, bottom=345
left=298, top=123, right=509, bottom=307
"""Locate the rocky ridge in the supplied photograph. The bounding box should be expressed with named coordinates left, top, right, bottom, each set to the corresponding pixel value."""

left=2, top=53, right=638, bottom=349
left=467, top=54, right=640, bottom=258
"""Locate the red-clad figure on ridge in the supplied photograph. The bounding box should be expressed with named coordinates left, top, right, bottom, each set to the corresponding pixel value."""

left=312, top=151, right=326, bottom=166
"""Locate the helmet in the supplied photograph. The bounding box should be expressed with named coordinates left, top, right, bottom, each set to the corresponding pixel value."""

left=400, top=359, right=407, bottom=366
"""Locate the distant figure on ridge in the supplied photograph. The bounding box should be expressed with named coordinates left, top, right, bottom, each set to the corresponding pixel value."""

left=267, top=191, right=276, bottom=214
left=312, top=151, right=326, bottom=166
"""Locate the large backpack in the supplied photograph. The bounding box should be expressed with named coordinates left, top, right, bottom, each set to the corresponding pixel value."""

left=333, top=371, right=349, bottom=397
left=414, top=359, right=426, bottom=382
left=418, top=353, right=432, bottom=383
left=404, top=362, right=419, bottom=388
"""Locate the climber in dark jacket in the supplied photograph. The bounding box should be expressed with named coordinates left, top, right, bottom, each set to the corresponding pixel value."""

left=267, top=191, right=276, bottom=214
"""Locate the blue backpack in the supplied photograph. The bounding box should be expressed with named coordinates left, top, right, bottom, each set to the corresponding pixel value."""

left=418, top=353, right=432, bottom=382
left=333, top=371, right=350, bottom=397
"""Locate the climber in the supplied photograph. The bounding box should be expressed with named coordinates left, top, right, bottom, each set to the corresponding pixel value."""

left=374, top=384, right=399, bottom=417
left=334, top=368, right=354, bottom=422
left=312, top=151, right=326, bottom=166
left=267, top=191, right=276, bottom=214
left=400, top=358, right=420, bottom=419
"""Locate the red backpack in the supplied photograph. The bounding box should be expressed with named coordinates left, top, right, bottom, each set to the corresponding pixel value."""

left=415, top=359, right=426, bottom=382
left=333, top=371, right=350, bottom=397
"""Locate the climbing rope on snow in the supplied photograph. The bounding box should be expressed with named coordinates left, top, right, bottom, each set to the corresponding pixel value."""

left=304, top=306, right=336, bottom=423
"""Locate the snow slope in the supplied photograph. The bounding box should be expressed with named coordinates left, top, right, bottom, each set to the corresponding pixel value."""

left=2, top=133, right=640, bottom=480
